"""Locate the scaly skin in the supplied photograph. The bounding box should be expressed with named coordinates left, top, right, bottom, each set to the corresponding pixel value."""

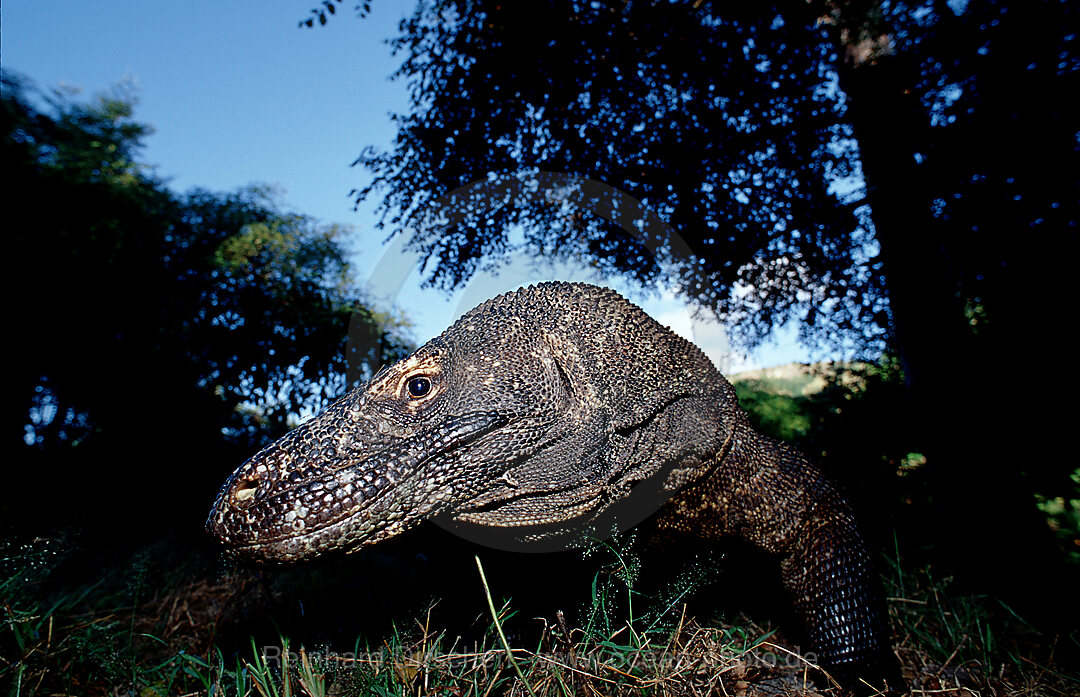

left=207, top=282, right=899, bottom=691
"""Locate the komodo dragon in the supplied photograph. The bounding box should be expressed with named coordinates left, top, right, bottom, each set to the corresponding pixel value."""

left=207, top=281, right=900, bottom=690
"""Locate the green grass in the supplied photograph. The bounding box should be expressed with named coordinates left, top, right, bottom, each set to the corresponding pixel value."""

left=4, top=530, right=1078, bottom=697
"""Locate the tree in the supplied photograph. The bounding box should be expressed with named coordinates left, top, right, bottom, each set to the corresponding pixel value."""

left=810, top=0, right=1079, bottom=605
left=2, top=73, right=411, bottom=542
left=354, top=0, right=890, bottom=355
left=308, top=0, right=1079, bottom=610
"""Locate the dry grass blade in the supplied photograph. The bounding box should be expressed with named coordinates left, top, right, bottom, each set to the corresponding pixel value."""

left=475, top=555, right=539, bottom=697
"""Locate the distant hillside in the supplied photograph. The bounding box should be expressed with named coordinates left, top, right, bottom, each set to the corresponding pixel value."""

left=727, top=362, right=872, bottom=442
left=730, top=361, right=868, bottom=396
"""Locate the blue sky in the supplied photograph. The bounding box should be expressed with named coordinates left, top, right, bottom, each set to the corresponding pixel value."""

left=3, top=0, right=813, bottom=373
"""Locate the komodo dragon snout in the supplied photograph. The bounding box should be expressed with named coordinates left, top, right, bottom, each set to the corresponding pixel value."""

left=207, top=281, right=901, bottom=691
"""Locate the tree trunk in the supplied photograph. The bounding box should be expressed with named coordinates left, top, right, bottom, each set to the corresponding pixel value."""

left=828, top=19, right=1074, bottom=617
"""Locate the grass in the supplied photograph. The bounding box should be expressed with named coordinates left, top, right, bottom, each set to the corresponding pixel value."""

left=4, top=364, right=1078, bottom=695
left=881, top=561, right=1079, bottom=695
left=3, top=530, right=1078, bottom=697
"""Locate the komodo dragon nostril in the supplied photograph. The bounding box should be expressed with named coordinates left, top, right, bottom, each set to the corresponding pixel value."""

left=234, top=479, right=259, bottom=504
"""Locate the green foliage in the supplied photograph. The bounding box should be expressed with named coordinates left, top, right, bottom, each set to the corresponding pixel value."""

left=733, top=380, right=813, bottom=443
left=733, top=359, right=917, bottom=486
left=5, top=77, right=151, bottom=187
left=1035, top=468, right=1080, bottom=566
left=212, top=218, right=348, bottom=293
left=2, top=71, right=412, bottom=538
left=4, top=72, right=407, bottom=443
left=734, top=361, right=1080, bottom=573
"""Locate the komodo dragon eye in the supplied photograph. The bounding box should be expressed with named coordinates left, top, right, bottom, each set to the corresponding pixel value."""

left=406, top=376, right=433, bottom=399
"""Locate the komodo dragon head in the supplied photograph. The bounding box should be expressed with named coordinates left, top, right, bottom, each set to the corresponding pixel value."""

left=207, top=282, right=734, bottom=562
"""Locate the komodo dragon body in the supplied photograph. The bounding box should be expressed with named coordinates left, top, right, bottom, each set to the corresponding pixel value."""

left=208, top=282, right=898, bottom=688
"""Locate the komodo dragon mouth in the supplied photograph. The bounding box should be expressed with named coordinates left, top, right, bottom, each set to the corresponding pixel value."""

left=207, top=281, right=902, bottom=692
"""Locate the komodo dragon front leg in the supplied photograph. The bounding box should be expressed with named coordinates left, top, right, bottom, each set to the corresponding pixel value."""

left=656, top=415, right=897, bottom=685
left=207, top=281, right=901, bottom=692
